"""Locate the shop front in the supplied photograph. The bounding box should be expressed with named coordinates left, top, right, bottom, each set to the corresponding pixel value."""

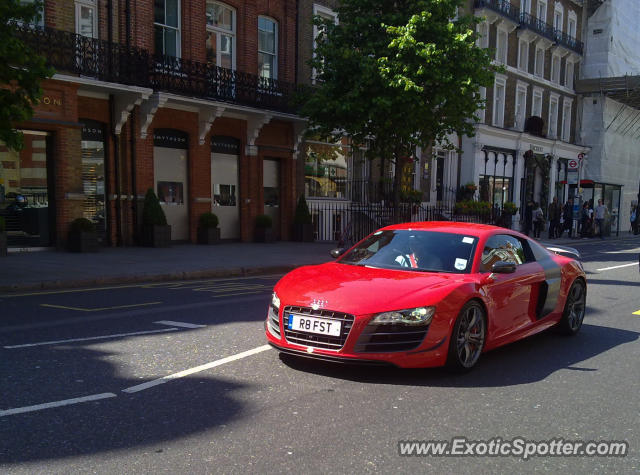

left=211, top=135, right=240, bottom=239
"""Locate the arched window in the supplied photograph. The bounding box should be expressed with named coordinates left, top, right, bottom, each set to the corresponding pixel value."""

left=258, top=16, right=278, bottom=79
left=206, top=1, right=235, bottom=69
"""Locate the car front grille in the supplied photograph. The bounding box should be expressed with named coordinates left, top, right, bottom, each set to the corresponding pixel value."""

left=283, top=306, right=355, bottom=350
left=354, top=323, right=430, bottom=353
left=267, top=305, right=281, bottom=337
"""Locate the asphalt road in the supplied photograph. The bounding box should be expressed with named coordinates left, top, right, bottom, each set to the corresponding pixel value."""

left=0, top=239, right=639, bottom=473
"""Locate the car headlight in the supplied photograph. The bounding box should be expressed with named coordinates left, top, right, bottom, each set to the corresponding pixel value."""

left=270, top=292, right=280, bottom=311
left=371, top=306, right=435, bottom=326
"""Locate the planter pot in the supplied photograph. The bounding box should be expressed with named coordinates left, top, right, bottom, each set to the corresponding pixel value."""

left=292, top=223, right=314, bottom=242
left=68, top=231, right=99, bottom=253
left=198, top=226, right=220, bottom=244
left=143, top=224, right=172, bottom=247
left=0, top=232, right=7, bottom=257
left=255, top=227, right=275, bottom=243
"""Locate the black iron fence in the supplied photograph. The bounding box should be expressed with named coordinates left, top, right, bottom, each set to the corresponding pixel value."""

left=15, top=23, right=298, bottom=114
left=308, top=201, right=504, bottom=244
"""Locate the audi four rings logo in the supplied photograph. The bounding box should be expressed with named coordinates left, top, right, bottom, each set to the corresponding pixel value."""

left=310, top=299, right=327, bottom=310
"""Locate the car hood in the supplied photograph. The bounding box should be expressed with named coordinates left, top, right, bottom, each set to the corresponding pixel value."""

left=275, top=262, right=469, bottom=316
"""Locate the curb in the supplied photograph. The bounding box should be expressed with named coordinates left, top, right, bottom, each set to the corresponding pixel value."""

left=0, top=264, right=301, bottom=294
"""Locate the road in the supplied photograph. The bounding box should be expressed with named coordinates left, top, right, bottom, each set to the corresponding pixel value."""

left=0, top=239, right=639, bottom=473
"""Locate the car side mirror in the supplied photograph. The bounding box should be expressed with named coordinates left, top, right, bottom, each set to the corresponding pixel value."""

left=491, top=261, right=517, bottom=274
left=330, top=248, right=346, bottom=258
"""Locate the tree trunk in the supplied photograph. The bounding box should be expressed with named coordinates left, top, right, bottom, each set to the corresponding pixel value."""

left=392, top=147, right=403, bottom=224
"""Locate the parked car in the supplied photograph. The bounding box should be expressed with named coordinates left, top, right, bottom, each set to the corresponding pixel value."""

left=265, top=222, right=586, bottom=371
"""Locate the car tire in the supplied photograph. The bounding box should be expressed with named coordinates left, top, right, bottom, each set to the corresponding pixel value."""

left=557, top=279, right=586, bottom=335
left=446, top=300, right=487, bottom=371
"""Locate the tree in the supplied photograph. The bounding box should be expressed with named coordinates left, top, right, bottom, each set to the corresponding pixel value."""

left=301, top=0, right=497, bottom=215
left=0, top=0, right=53, bottom=151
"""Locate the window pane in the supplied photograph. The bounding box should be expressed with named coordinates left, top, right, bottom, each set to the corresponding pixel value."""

left=206, top=31, right=217, bottom=64
left=220, top=34, right=232, bottom=68
left=154, top=0, right=165, bottom=23
left=154, top=25, right=164, bottom=53
left=258, top=52, right=274, bottom=78
left=166, top=0, right=179, bottom=27
left=79, top=6, right=95, bottom=38
left=258, top=17, right=274, bottom=33
left=259, top=29, right=275, bottom=54
left=164, top=28, right=177, bottom=57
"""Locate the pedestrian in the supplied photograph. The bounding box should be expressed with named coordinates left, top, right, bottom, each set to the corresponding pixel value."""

left=630, top=206, right=636, bottom=234
left=533, top=202, right=544, bottom=238
left=548, top=197, right=561, bottom=239
left=595, top=199, right=608, bottom=239
left=580, top=202, right=591, bottom=238
left=562, top=198, right=574, bottom=238
left=523, top=199, right=533, bottom=236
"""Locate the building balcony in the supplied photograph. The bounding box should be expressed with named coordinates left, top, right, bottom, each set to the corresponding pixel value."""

left=16, top=23, right=298, bottom=115
left=473, top=2, right=583, bottom=55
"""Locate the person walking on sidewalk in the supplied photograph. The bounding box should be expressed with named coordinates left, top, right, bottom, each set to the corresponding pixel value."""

left=533, top=202, right=544, bottom=239
left=595, top=199, right=608, bottom=239
left=548, top=197, right=561, bottom=239
left=562, top=198, right=574, bottom=238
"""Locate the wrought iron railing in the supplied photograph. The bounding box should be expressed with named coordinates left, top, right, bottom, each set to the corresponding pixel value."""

left=474, top=0, right=521, bottom=24
left=473, top=2, right=583, bottom=55
left=15, top=23, right=298, bottom=113
left=307, top=200, right=496, bottom=243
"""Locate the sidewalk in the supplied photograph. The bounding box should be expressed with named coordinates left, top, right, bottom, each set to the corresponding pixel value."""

left=0, top=242, right=336, bottom=293
left=1, top=231, right=637, bottom=293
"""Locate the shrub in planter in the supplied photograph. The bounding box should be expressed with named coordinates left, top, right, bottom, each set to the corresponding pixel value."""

left=292, top=195, right=314, bottom=242
left=0, top=216, right=7, bottom=257
left=142, top=188, right=171, bottom=247
left=255, top=213, right=274, bottom=243
left=68, top=217, right=99, bottom=253
left=198, top=212, right=220, bottom=244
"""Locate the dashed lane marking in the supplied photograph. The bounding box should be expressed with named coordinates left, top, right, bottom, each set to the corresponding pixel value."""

left=633, top=310, right=640, bottom=316
left=595, top=263, right=637, bottom=272
left=122, top=345, right=272, bottom=393
left=3, top=327, right=179, bottom=349
left=0, top=393, right=117, bottom=417
left=154, top=320, right=206, bottom=329
left=40, top=301, right=163, bottom=312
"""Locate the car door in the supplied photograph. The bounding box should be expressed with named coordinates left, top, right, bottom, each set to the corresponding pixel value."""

left=479, top=234, right=544, bottom=339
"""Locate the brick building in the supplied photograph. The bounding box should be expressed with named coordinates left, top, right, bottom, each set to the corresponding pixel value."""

left=1, top=0, right=304, bottom=249
left=460, top=0, right=589, bottom=230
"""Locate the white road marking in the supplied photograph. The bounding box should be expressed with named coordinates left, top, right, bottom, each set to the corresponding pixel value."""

left=0, top=393, right=117, bottom=417
left=154, top=320, right=206, bottom=329
left=595, top=263, right=638, bottom=272
left=4, top=328, right=179, bottom=349
left=122, top=345, right=272, bottom=393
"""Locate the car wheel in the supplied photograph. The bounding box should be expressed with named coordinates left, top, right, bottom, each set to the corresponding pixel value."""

left=447, top=300, right=486, bottom=371
left=558, top=279, right=586, bottom=335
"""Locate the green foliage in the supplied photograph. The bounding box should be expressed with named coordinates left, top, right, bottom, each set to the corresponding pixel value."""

left=255, top=214, right=273, bottom=229
left=69, top=217, right=96, bottom=234
left=502, top=201, right=518, bottom=214
left=400, top=189, right=423, bottom=203
left=198, top=212, right=219, bottom=229
left=300, top=0, right=497, bottom=168
left=142, top=188, right=167, bottom=226
left=293, top=195, right=312, bottom=225
left=455, top=200, right=491, bottom=215
left=0, top=216, right=5, bottom=233
left=1, top=0, right=54, bottom=151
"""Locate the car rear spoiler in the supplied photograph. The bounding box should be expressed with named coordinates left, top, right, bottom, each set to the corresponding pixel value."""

left=542, top=243, right=581, bottom=261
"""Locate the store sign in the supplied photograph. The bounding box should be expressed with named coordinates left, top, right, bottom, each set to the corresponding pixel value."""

left=211, top=135, right=240, bottom=155
left=531, top=145, right=544, bottom=153
left=34, top=89, right=66, bottom=118
left=80, top=119, right=104, bottom=142
left=568, top=159, right=579, bottom=170
left=567, top=170, right=579, bottom=185
left=154, top=129, right=188, bottom=149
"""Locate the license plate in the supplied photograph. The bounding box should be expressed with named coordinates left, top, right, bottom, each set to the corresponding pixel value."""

left=287, top=314, right=342, bottom=337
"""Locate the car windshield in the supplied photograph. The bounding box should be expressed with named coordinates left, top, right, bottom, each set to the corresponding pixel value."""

left=338, top=229, right=478, bottom=273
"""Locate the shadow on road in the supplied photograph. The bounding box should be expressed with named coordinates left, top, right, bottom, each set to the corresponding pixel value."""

left=278, top=323, right=639, bottom=389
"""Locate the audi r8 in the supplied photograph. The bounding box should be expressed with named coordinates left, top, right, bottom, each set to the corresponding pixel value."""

left=265, top=222, right=586, bottom=370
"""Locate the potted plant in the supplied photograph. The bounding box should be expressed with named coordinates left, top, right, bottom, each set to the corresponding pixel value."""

left=142, top=188, right=171, bottom=247
left=68, top=217, right=99, bottom=252
left=499, top=202, right=519, bottom=229
left=292, top=195, right=314, bottom=242
left=255, top=213, right=274, bottom=243
left=198, top=212, right=220, bottom=244
left=0, top=216, right=7, bottom=257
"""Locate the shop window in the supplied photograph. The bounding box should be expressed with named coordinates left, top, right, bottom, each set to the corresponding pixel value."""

left=80, top=120, right=106, bottom=234
left=304, top=142, right=348, bottom=199
left=479, top=175, right=512, bottom=207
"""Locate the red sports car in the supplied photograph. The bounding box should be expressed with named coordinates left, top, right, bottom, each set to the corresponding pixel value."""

left=265, top=222, right=586, bottom=370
